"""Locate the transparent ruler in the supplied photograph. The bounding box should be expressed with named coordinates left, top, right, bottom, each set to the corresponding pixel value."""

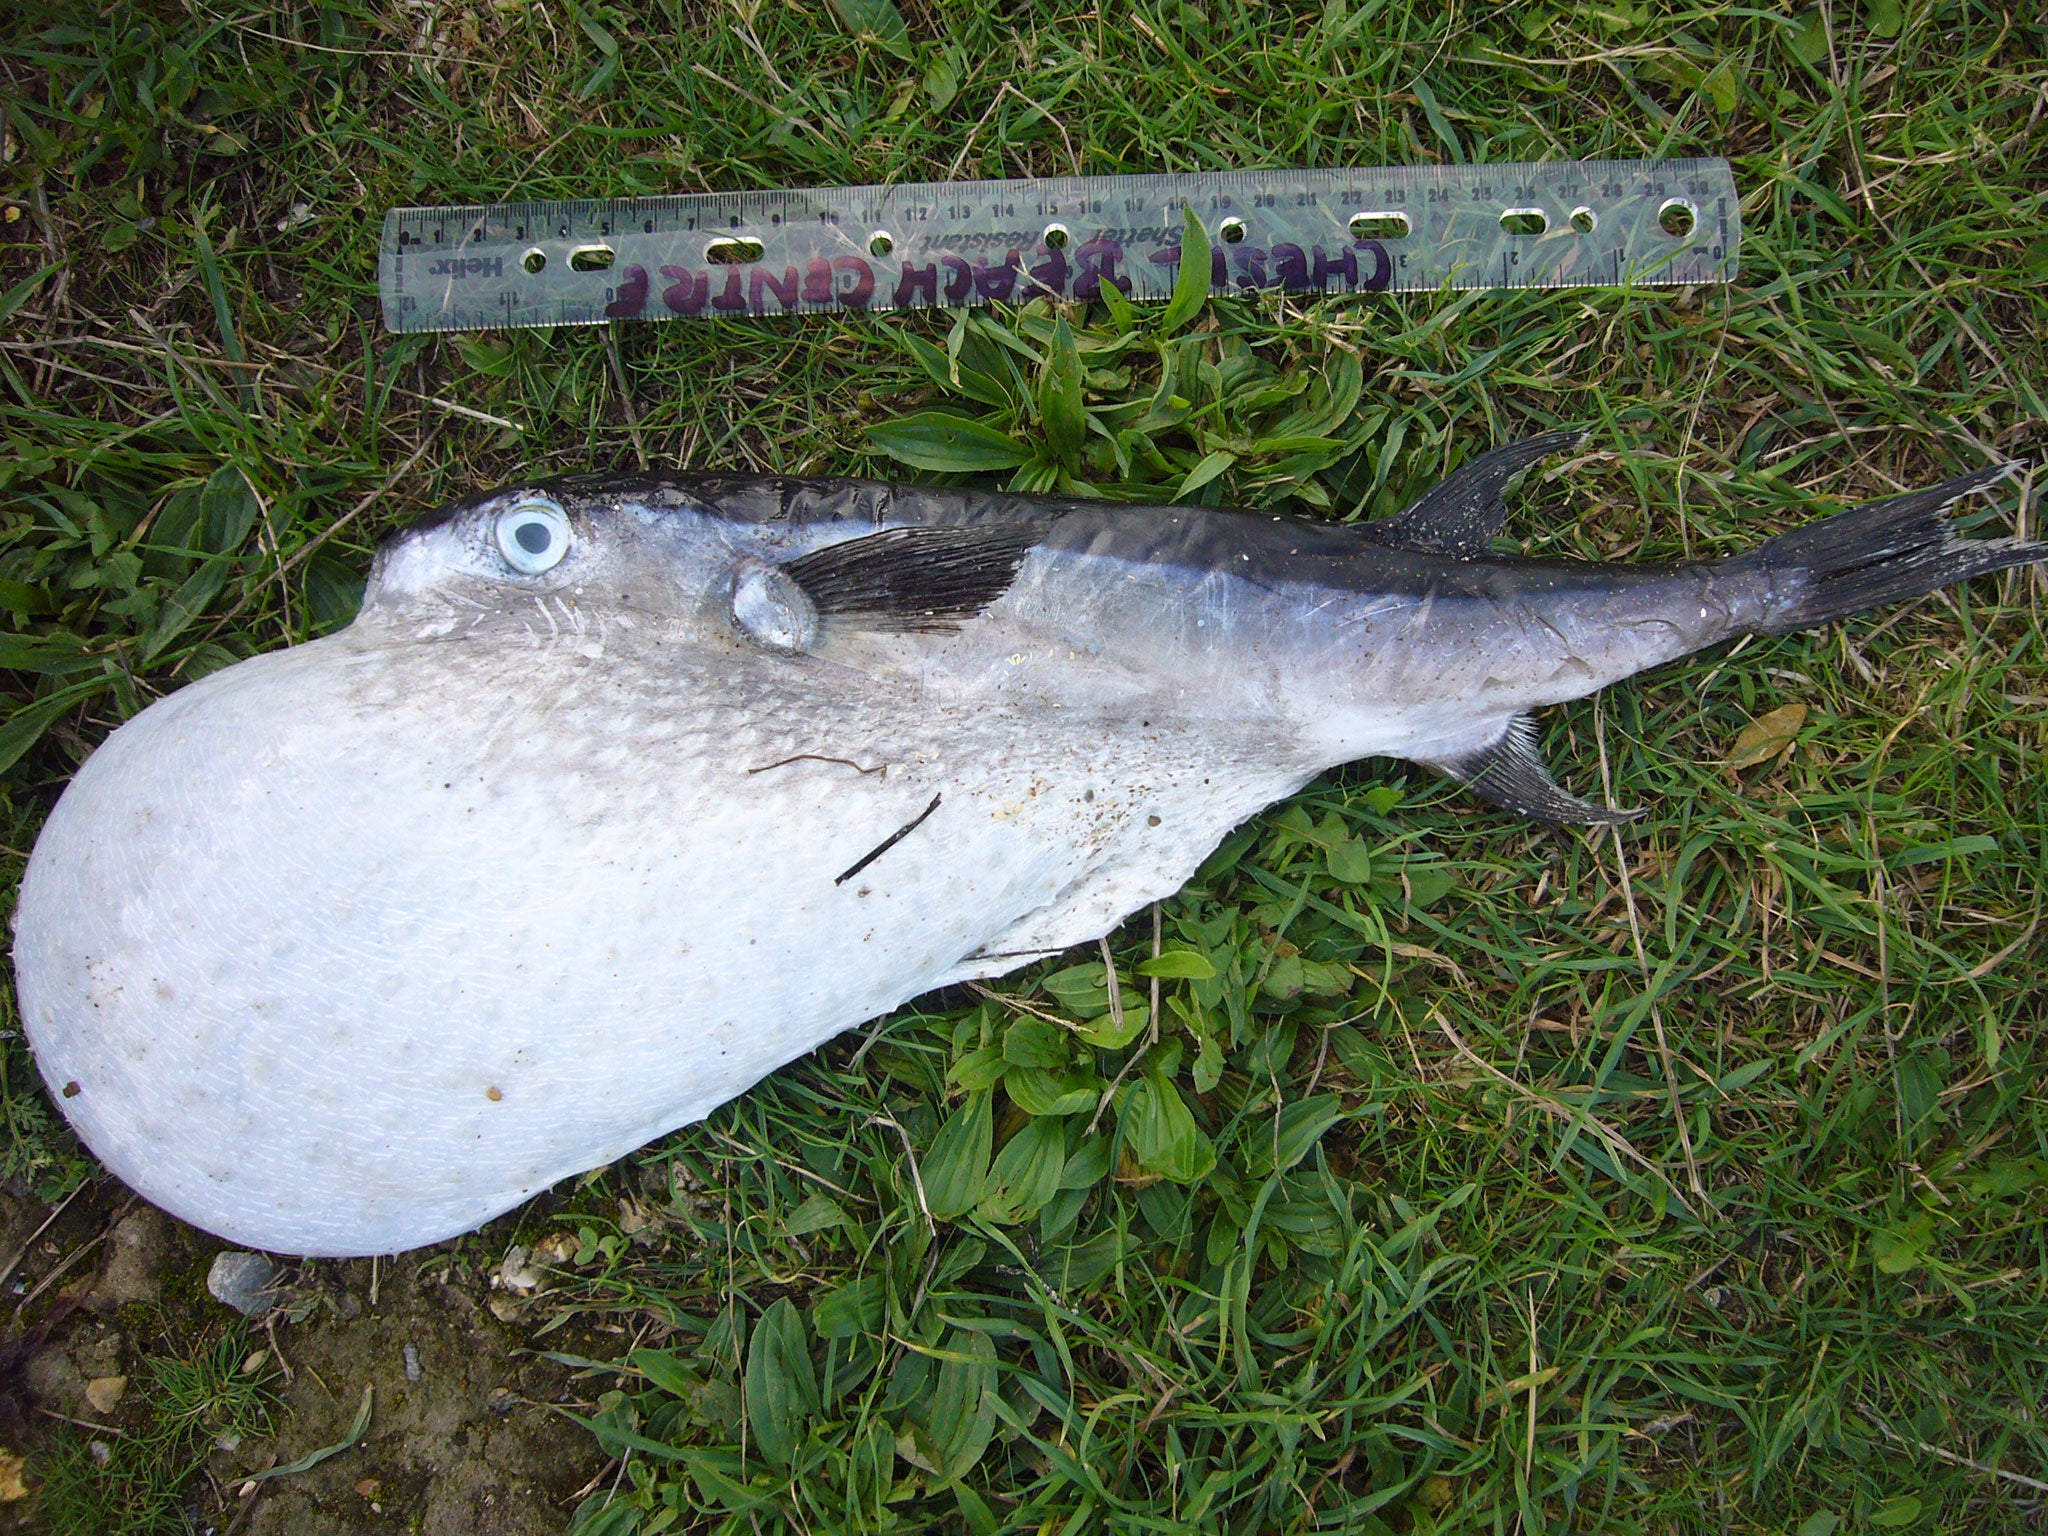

left=380, top=157, right=1738, bottom=334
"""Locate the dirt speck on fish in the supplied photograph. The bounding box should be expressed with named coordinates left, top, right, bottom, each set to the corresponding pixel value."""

left=13, top=433, right=2037, bottom=1254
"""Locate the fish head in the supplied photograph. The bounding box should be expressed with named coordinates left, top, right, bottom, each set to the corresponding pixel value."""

left=362, top=480, right=746, bottom=639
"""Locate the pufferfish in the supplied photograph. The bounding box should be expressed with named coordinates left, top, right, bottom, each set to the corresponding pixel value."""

left=14, top=434, right=2033, bottom=1254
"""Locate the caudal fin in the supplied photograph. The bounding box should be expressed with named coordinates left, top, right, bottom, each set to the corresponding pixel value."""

left=1744, top=463, right=2039, bottom=637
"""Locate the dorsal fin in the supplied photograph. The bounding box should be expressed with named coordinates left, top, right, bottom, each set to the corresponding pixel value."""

left=1423, top=714, right=1641, bottom=826
left=1363, top=429, right=1586, bottom=559
left=780, top=523, right=1043, bottom=634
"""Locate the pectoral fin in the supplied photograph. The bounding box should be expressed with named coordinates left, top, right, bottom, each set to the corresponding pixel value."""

left=1364, top=429, right=1585, bottom=559
left=781, top=524, right=1043, bottom=633
left=1424, top=715, right=1641, bottom=826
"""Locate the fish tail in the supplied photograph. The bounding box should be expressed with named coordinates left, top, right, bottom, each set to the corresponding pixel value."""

left=1739, top=462, right=2040, bottom=637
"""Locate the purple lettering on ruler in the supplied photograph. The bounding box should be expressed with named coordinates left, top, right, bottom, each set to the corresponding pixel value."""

left=1024, top=244, right=1069, bottom=298
left=974, top=252, right=1021, bottom=301
left=711, top=269, right=747, bottom=312
left=1146, top=243, right=1227, bottom=288
left=1144, top=239, right=1395, bottom=297
left=1311, top=245, right=1357, bottom=289
left=895, top=262, right=939, bottom=306
left=659, top=266, right=708, bottom=315
left=1271, top=244, right=1311, bottom=293
left=1072, top=238, right=1129, bottom=300
left=1355, top=239, right=1393, bottom=292
left=605, top=264, right=649, bottom=318
left=833, top=255, right=875, bottom=309
left=802, top=258, right=835, bottom=305
left=750, top=265, right=800, bottom=311
left=941, top=256, right=973, bottom=304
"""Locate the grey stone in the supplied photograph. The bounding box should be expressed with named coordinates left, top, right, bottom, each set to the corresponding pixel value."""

left=207, top=1250, right=278, bottom=1317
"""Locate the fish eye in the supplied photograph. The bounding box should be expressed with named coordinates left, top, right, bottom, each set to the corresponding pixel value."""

left=494, top=500, right=571, bottom=576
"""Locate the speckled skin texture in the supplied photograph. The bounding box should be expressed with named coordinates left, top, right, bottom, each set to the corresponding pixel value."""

left=15, top=475, right=1757, bottom=1255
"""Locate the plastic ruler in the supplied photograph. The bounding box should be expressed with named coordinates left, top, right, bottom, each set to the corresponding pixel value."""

left=379, top=157, right=1739, bottom=334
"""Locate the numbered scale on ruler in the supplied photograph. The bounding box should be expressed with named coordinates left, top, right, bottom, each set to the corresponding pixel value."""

left=379, top=158, right=1740, bottom=334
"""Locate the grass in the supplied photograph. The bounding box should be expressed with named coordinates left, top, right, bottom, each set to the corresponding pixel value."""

left=2, top=0, right=2046, bottom=1531
left=33, top=1327, right=278, bottom=1535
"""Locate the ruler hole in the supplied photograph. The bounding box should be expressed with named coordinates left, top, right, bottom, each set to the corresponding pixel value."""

left=1569, top=206, right=1598, bottom=235
left=1499, top=207, right=1548, bottom=236
left=706, top=237, right=765, bottom=265
left=1217, top=216, right=1247, bottom=245
left=1658, top=198, right=1697, bottom=238
left=868, top=230, right=895, bottom=258
left=1348, top=211, right=1409, bottom=241
left=1043, top=222, right=1070, bottom=250
left=522, top=248, right=546, bottom=275
left=569, top=246, right=616, bottom=272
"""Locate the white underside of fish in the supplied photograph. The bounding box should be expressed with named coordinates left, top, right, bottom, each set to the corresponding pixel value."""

left=17, top=623, right=1315, bottom=1254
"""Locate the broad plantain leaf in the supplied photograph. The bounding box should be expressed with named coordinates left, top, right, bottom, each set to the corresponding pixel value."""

left=743, top=1297, right=818, bottom=1467
left=921, top=1090, right=992, bottom=1219
left=868, top=412, right=1034, bottom=472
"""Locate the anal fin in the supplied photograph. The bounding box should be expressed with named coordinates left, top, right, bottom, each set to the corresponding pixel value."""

left=1423, top=715, right=1641, bottom=827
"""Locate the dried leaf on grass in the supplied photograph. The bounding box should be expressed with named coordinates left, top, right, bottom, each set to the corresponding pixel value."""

left=1726, top=702, right=1807, bottom=768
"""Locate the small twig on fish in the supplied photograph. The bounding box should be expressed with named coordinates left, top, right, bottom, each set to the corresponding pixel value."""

left=834, top=793, right=941, bottom=886
left=1434, top=1012, right=1695, bottom=1219
left=747, top=754, right=885, bottom=779
left=866, top=1116, right=936, bottom=1234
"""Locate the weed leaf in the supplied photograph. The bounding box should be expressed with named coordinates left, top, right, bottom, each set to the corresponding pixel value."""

left=1159, top=202, right=1211, bottom=336
left=868, top=412, right=1034, bottom=472
left=743, top=1298, right=818, bottom=1467
left=922, top=1090, right=992, bottom=1219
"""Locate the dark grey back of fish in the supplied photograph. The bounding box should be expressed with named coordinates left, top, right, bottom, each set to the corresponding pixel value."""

left=551, top=436, right=2027, bottom=615
left=534, top=436, right=2035, bottom=823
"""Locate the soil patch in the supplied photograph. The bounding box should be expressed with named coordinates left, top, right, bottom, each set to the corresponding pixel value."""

left=2, top=1181, right=613, bottom=1534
